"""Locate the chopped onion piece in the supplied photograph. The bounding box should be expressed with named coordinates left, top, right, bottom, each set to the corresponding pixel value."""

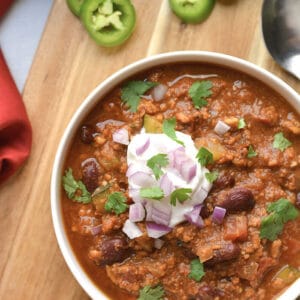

left=90, top=225, right=102, bottom=235
left=192, top=187, right=208, bottom=203
left=146, top=222, right=172, bottom=238
left=128, top=187, right=144, bottom=203
left=129, top=203, right=145, bottom=222
left=184, top=205, right=204, bottom=228
left=159, top=173, right=174, bottom=196
left=129, top=171, right=155, bottom=187
left=214, top=120, right=230, bottom=135
left=112, top=128, right=129, bottom=145
left=122, top=219, right=143, bottom=239
left=212, top=206, right=226, bottom=224
left=136, top=136, right=150, bottom=155
left=180, top=161, right=197, bottom=183
left=154, top=238, right=165, bottom=249
left=152, top=84, right=168, bottom=101
left=145, top=202, right=171, bottom=226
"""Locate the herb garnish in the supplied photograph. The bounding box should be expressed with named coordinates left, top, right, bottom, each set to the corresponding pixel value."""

left=138, top=285, right=165, bottom=300
left=237, top=118, right=246, bottom=129
left=147, top=154, right=169, bottom=180
left=170, top=188, right=192, bottom=206
left=247, top=145, right=257, bottom=158
left=121, top=81, right=158, bottom=112
left=189, top=80, right=212, bottom=109
left=105, top=192, right=128, bottom=215
left=196, top=147, right=214, bottom=166
left=205, top=171, right=219, bottom=183
left=260, top=198, right=298, bottom=241
left=140, top=187, right=165, bottom=200
left=162, top=118, right=184, bottom=146
left=273, top=132, right=292, bottom=152
left=62, top=168, right=91, bottom=203
left=189, top=259, right=205, bottom=282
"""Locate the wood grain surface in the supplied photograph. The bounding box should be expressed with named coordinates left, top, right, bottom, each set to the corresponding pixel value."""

left=0, top=0, right=299, bottom=299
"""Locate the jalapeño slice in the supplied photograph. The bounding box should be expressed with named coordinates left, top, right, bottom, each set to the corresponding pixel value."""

left=80, top=0, right=136, bottom=47
left=169, top=0, right=215, bottom=24
left=67, top=0, right=85, bottom=17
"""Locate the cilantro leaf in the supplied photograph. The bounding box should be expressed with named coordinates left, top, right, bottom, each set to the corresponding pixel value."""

left=140, top=187, right=164, bottom=200
left=238, top=118, right=246, bottom=129
left=62, top=168, right=91, bottom=203
left=189, top=259, right=205, bottom=282
left=205, top=171, right=219, bottom=183
left=170, top=188, right=192, bottom=206
left=121, top=81, right=158, bottom=112
left=189, top=80, right=212, bottom=109
left=247, top=145, right=257, bottom=158
left=138, top=285, right=165, bottom=300
left=105, top=192, right=128, bottom=215
left=162, top=118, right=184, bottom=146
left=147, top=154, right=169, bottom=180
left=196, top=147, right=213, bottom=166
left=260, top=198, right=299, bottom=241
left=273, top=132, right=292, bottom=152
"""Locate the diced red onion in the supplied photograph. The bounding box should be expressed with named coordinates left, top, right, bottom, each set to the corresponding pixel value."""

left=154, top=238, right=165, bottom=249
left=152, top=84, right=168, bottom=101
left=129, top=171, right=155, bottom=187
left=212, top=206, right=226, bottom=224
left=145, top=202, right=171, bottom=226
left=184, top=205, right=204, bottom=228
left=159, top=173, right=174, bottom=196
left=168, top=147, right=185, bottom=168
left=128, top=187, right=144, bottom=203
left=90, top=225, right=102, bottom=235
left=180, top=161, right=197, bottom=183
left=146, top=222, right=172, bottom=238
left=136, top=136, right=150, bottom=155
left=202, top=177, right=212, bottom=192
left=192, top=187, right=208, bottom=203
left=112, top=128, right=129, bottom=145
left=122, top=219, right=143, bottom=239
left=214, top=120, right=230, bottom=135
left=129, top=203, right=145, bottom=222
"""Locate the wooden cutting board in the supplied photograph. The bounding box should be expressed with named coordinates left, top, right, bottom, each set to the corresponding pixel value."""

left=0, top=0, right=299, bottom=299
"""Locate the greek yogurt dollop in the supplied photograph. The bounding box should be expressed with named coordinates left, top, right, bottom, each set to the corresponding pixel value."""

left=126, top=130, right=212, bottom=228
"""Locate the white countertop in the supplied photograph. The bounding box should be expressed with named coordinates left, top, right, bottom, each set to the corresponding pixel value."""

left=0, top=0, right=52, bottom=92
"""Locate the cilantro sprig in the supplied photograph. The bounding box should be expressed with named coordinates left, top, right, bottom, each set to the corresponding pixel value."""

left=121, top=81, right=158, bottom=112
left=147, top=154, right=169, bottom=180
left=170, top=188, right=192, bottom=206
left=105, top=192, right=128, bottom=215
left=260, top=198, right=299, bottom=241
left=196, top=147, right=214, bottom=166
left=189, top=259, right=205, bottom=282
left=140, top=187, right=164, bottom=200
left=138, top=285, right=165, bottom=300
left=62, top=168, right=91, bottom=203
left=162, top=118, right=184, bottom=146
left=189, top=80, right=212, bottom=109
left=205, top=171, right=219, bottom=183
left=247, top=145, right=257, bottom=158
left=273, top=132, right=292, bottom=152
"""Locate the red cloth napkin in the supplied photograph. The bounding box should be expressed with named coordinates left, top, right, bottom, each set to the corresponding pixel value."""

left=0, top=0, right=32, bottom=185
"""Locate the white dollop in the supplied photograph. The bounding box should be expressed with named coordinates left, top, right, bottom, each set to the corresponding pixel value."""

left=127, top=131, right=212, bottom=227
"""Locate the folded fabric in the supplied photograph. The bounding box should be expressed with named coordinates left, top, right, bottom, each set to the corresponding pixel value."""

left=0, top=0, right=32, bottom=185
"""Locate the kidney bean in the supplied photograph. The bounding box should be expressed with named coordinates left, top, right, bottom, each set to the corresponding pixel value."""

left=81, top=158, right=100, bottom=193
left=205, top=242, right=240, bottom=266
left=218, top=187, right=255, bottom=212
left=99, top=236, right=131, bottom=265
left=80, top=125, right=94, bottom=144
left=195, top=285, right=225, bottom=300
left=199, top=204, right=210, bottom=219
left=212, top=173, right=235, bottom=191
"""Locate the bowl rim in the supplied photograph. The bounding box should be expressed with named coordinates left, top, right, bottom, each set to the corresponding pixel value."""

left=51, top=50, right=300, bottom=300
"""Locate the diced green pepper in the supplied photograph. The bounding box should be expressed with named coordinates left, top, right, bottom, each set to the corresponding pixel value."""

left=143, top=114, right=163, bottom=133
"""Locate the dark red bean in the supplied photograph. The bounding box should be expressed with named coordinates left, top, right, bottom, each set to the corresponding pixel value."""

left=296, top=192, right=300, bottom=209
left=80, top=125, right=94, bottom=144
left=212, top=173, right=235, bottom=191
left=199, top=205, right=210, bottom=219
left=195, top=285, right=225, bottom=300
left=99, top=236, right=131, bottom=265
left=205, top=242, right=240, bottom=266
left=218, top=187, right=255, bottom=212
left=81, top=158, right=99, bottom=193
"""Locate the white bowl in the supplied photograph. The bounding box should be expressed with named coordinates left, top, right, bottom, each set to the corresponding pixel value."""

left=51, top=51, right=300, bottom=300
